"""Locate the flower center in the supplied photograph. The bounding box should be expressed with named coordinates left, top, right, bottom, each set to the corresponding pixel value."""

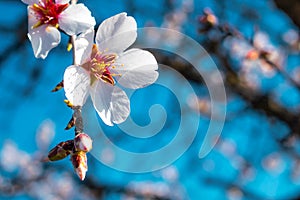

left=30, top=0, right=69, bottom=29
left=83, top=45, right=118, bottom=86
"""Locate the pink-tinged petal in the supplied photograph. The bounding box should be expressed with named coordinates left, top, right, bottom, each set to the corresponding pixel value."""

left=96, top=13, right=137, bottom=54
left=74, top=133, right=93, bottom=152
left=55, top=0, right=70, bottom=4
left=71, top=151, right=87, bottom=181
left=74, top=29, right=94, bottom=65
left=27, top=7, right=60, bottom=58
left=90, top=81, right=130, bottom=126
left=113, top=48, right=158, bottom=89
left=21, top=0, right=39, bottom=5
left=64, top=65, right=90, bottom=106
left=59, top=4, right=96, bottom=36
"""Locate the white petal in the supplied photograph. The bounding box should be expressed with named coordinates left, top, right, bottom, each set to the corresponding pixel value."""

left=21, top=0, right=39, bottom=5
left=90, top=81, right=130, bottom=126
left=64, top=65, right=90, bottom=106
left=59, top=4, right=96, bottom=36
left=55, top=0, right=70, bottom=4
left=75, top=29, right=94, bottom=65
left=27, top=26, right=60, bottom=59
left=27, top=7, right=61, bottom=59
left=96, top=13, right=137, bottom=54
left=113, top=48, right=158, bottom=89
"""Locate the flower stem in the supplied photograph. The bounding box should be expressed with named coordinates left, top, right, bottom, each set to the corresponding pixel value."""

left=70, top=0, right=82, bottom=136
left=73, top=106, right=83, bottom=135
left=70, top=0, right=78, bottom=66
left=71, top=35, right=77, bottom=65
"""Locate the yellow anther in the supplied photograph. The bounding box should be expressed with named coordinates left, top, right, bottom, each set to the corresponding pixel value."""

left=33, top=3, right=39, bottom=9
left=111, top=73, right=122, bottom=77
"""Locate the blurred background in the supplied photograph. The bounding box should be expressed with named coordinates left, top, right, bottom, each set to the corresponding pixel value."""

left=1, top=0, right=300, bottom=199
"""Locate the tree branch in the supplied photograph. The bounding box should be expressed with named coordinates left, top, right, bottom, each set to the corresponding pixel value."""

left=273, top=0, right=300, bottom=29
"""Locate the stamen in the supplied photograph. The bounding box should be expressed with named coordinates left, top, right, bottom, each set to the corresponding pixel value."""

left=31, top=1, right=68, bottom=28
left=86, top=47, right=120, bottom=86
left=111, top=73, right=122, bottom=77
left=32, top=21, right=43, bottom=29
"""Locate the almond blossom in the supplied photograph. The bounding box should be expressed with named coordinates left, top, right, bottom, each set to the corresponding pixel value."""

left=64, top=13, right=158, bottom=126
left=21, top=0, right=96, bottom=59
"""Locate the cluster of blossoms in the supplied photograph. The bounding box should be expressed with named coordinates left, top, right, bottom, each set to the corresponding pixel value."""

left=21, top=0, right=158, bottom=180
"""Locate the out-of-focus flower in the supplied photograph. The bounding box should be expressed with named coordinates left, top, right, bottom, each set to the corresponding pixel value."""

left=198, top=8, right=218, bottom=33
left=262, top=152, right=286, bottom=175
left=0, top=140, right=30, bottom=172
left=161, top=166, right=179, bottom=182
left=74, top=133, right=92, bottom=152
left=227, top=187, right=243, bottom=200
left=128, top=181, right=171, bottom=199
left=252, top=31, right=284, bottom=66
left=21, top=0, right=96, bottom=58
left=283, top=29, right=299, bottom=50
left=71, top=151, right=87, bottom=181
left=291, top=67, right=300, bottom=86
left=291, top=159, right=300, bottom=183
left=64, top=13, right=159, bottom=126
left=245, top=49, right=260, bottom=60
left=36, top=119, right=55, bottom=151
left=47, top=140, right=74, bottom=161
left=217, top=138, right=237, bottom=157
left=187, top=94, right=211, bottom=116
left=0, top=140, right=43, bottom=179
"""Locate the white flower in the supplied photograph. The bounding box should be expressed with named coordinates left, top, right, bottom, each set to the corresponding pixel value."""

left=21, top=0, right=96, bottom=59
left=64, top=13, right=159, bottom=126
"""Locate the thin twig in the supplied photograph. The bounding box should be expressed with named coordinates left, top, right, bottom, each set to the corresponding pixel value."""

left=69, top=0, right=83, bottom=135
left=73, top=106, right=83, bottom=135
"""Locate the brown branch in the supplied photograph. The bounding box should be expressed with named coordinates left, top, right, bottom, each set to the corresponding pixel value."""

left=273, top=0, right=300, bottom=29
left=196, top=13, right=300, bottom=137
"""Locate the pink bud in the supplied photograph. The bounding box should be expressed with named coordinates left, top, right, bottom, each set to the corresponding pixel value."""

left=74, top=133, right=93, bottom=152
left=71, top=151, right=87, bottom=181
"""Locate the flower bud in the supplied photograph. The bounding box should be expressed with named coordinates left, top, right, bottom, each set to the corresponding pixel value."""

left=71, top=151, right=87, bottom=181
left=74, top=133, right=93, bottom=152
left=48, top=140, right=74, bottom=161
